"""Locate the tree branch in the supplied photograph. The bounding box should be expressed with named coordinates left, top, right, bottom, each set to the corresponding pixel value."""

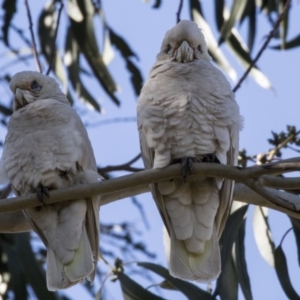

left=232, top=0, right=291, bottom=93
left=24, top=0, right=42, bottom=73
left=46, top=1, right=64, bottom=75
left=0, top=158, right=300, bottom=214
left=176, top=0, right=184, bottom=23
left=98, top=153, right=142, bottom=174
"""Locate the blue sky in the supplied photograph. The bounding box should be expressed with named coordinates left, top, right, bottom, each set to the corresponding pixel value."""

left=1, top=0, right=300, bottom=299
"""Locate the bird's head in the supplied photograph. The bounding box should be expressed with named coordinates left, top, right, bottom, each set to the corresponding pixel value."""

left=9, top=71, right=68, bottom=111
left=157, top=20, right=211, bottom=63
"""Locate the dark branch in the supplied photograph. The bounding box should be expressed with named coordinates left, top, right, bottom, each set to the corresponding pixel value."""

left=98, top=153, right=142, bottom=174
left=176, top=0, right=184, bottom=23
left=24, top=0, right=42, bottom=73
left=232, top=0, right=291, bottom=93
left=46, top=1, right=64, bottom=75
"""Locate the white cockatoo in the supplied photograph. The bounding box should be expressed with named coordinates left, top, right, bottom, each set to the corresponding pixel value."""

left=0, top=71, right=101, bottom=291
left=137, top=20, right=242, bottom=282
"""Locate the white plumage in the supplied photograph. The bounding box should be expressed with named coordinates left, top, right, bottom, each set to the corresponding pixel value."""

left=137, top=20, right=242, bottom=282
left=1, top=71, right=101, bottom=290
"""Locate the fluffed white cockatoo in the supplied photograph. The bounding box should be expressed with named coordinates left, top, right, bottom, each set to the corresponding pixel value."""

left=137, top=20, right=242, bottom=282
left=0, top=71, right=101, bottom=290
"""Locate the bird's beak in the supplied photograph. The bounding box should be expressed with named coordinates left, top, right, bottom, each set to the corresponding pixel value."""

left=13, top=88, right=29, bottom=111
left=175, top=40, right=194, bottom=63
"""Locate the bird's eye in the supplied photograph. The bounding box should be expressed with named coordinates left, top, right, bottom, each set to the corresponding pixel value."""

left=30, top=80, right=42, bottom=91
left=166, top=44, right=172, bottom=53
left=197, top=45, right=202, bottom=53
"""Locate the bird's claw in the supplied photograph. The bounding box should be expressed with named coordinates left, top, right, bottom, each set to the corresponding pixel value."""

left=181, top=157, right=193, bottom=182
left=37, top=184, right=49, bottom=205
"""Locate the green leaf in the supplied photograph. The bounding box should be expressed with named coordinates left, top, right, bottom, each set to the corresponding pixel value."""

left=192, top=9, right=237, bottom=81
left=219, top=0, right=247, bottom=44
left=152, top=0, right=162, bottom=9
left=188, top=0, right=205, bottom=19
left=215, top=205, right=248, bottom=299
left=271, top=34, right=300, bottom=50
left=138, top=262, right=212, bottom=300
left=279, top=0, right=289, bottom=49
left=1, top=0, right=17, bottom=46
left=226, top=31, right=272, bottom=89
left=2, top=234, right=28, bottom=300
left=65, top=26, right=101, bottom=111
left=69, top=0, right=120, bottom=106
left=116, top=271, right=165, bottom=300
left=289, top=217, right=300, bottom=266
left=2, top=233, right=60, bottom=300
left=108, top=27, right=143, bottom=95
left=235, top=218, right=253, bottom=300
left=214, top=0, right=225, bottom=30
left=240, top=0, right=256, bottom=52
left=252, top=206, right=275, bottom=267
left=38, top=0, right=69, bottom=92
left=275, top=245, right=300, bottom=300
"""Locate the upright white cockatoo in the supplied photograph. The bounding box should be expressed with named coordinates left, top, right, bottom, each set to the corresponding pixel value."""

left=137, top=20, right=242, bottom=282
left=0, top=71, right=101, bottom=290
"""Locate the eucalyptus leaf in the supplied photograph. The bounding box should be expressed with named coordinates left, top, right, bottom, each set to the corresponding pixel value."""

left=215, top=205, right=248, bottom=299
left=1, top=0, right=17, bottom=46
left=116, top=271, right=165, bottom=300
left=253, top=206, right=275, bottom=267
left=219, top=0, right=247, bottom=44
left=69, top=0, right=120, bottom=105
left=138, top=262, right=212, bottom=300
left=275, top=245, right=300, bottom=300
left=235, top=219, right=253, bottom=300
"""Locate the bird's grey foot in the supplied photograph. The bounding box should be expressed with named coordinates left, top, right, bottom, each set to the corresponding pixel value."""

left=36, top=184, right=49, bottom=205
left=200, top=153, right=220, bottom=164
left=181, top=157, right=193, bottom=182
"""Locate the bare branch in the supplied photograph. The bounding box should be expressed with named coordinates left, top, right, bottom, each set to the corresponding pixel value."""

left=232, top=0, right=291, bottom=93
left=46, top=1, right=64, bottom=75
left=24, top=0, right=42, bottom=73
left=176, top=0, right=184, bottom=23
left=98, top=153, right=142, bottom=174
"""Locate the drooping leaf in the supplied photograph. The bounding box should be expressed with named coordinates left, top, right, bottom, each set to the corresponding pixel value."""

left=289, top=217, right=300, bottom=266
left=271, top=33, right=300, bottom=50
left=253, top=206, right=275, bottom=267
left=38, top=0, right=68, bottom=92
left=64, top=26, right=101, bottom=111
left=138, top=262, right=212, bottom=300
left=116, top=271, right=165, bottom=300
left=240, top=0, right=256, bottom=52
left=279, top=0, right=289, bottom=49
left=192, top=9, right=237, bottom=82
left=219, top=0, right=247, bottom=44
left=275, top=244, right=300, bottom=300
left=2, top=233, right=60, bottom=300
left=2, top=234, right=28, bottom=300
left=226, top=30, right=272, bottom=89
left=68, top=0, right=120, bottom=106
left=188, top=0, right=205, bottom=19
left=215, top=205, right=248, bottom=299
left=152, top=0, right=162, bottom=9
left=1, top=0, right=17, bottom=46
left=214, top=0, right=225, bottom=30
left=108, top=27, right=143, bottom=95
left=235, top=218, right=253, bottom=300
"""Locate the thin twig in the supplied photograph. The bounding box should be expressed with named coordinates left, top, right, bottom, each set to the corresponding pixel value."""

left=232, top=0, right=291, bottom=93
left=98, top=154, right=142, bottom=174
left=268, top=130, right=300, bottom=161
left=24, top=0, right=42, bottom=73
left=46, top=1, right=64, bottom=75
left=176, top=0, right=184, bottom=23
